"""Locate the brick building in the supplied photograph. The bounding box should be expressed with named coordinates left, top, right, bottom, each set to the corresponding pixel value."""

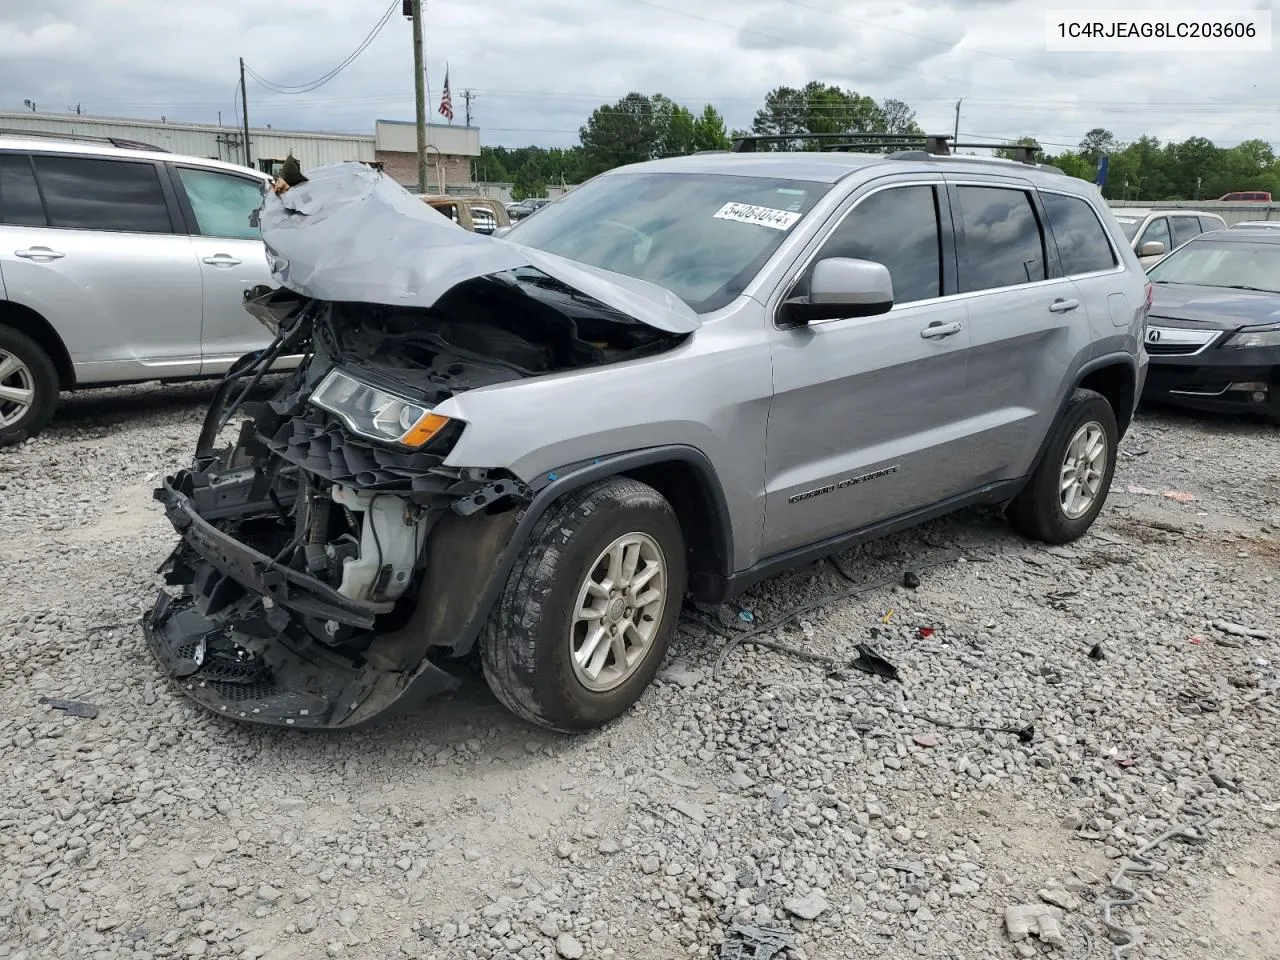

left=374, top=120, right=480, bottom=193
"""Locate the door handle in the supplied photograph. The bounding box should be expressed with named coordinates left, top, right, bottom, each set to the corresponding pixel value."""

left=15, top=247, right=65, bottom=261
left=202, top=254, right=242, bottom=267
left=1049, top=298, right=1080, bottom=313
left=920, top=320, right=963, bottom=339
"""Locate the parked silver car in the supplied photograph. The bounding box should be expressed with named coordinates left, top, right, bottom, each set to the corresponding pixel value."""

left=0, top=132, right=277, bottom=444
left=1111, top=208, right=1227, bottom=267
left=145, top=152, right=1149, bottom=733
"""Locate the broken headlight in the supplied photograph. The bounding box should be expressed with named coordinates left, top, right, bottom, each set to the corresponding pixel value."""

left=310, top=369, right=450, bottom=448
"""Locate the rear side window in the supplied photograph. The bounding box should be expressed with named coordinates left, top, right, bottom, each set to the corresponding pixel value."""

left=1197, top=216, right=1224, bottom=233
left=812, top=184, right=942, bottom=305
left=1040, top=192, right=1116, bottom=275
left=1171, top=216, right=1203, bottom=248
left=32, top=156, right=172, bottom=233
left=175, top=167, right=263, bottom=240
left=0, top=154, right=47, bottom=226
left=955, top=186, right=1046, bottom=291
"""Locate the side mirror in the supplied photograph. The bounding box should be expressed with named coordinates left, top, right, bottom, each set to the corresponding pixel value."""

left=783, top=257, right=894, bottom=324
left=492, top=226, right=513, bottom=239
left=1139, top=240, right=1166, bottom=258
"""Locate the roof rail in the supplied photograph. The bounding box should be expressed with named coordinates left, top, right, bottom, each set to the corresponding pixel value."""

left=730, top=132, right=1045, bottom=165
left=0, top=127, right=169, bottom=152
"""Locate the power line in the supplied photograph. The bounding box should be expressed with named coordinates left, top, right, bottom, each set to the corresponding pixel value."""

left=244, top=0, right=398, bottom=95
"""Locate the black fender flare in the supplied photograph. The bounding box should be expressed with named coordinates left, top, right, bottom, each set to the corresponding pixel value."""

left=411, top=444, right=735, bottom=668
left=1026, top=352, right=1139, bottom=478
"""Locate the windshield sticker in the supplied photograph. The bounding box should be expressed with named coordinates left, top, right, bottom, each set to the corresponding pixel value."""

left=714, top=202, right=802, bottom=231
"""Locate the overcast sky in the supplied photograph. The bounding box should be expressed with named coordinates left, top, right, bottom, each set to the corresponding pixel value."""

left=1, top=0, right=1277, bottom=154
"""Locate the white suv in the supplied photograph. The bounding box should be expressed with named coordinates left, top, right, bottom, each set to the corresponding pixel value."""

left=1112, top=208, right=1227, bottom=267
left=0, top=132, right=277, bottom=445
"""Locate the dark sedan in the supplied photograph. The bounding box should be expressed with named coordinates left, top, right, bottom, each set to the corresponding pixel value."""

left=1142, top=228, right=1280, bottom=423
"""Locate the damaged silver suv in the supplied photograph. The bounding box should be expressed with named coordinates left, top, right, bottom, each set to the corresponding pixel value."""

left=146, top=149, right=1149, bottom=732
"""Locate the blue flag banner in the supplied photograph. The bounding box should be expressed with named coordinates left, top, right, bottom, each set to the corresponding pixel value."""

left=1095, top=155, right=1109, bottom=187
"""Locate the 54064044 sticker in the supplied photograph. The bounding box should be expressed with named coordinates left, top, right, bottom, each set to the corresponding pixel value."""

left=713, top=202, right=802, bottom=231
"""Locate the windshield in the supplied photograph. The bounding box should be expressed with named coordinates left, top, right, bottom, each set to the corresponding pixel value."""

left=1115, top=217, right=1142, bottom=240
left=503, top=172, right=830, bottom=313
left=1147, top=239, right=1280, bottom=293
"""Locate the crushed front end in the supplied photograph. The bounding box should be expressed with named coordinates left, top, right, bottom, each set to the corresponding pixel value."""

left=144, top=278, right=681, bottom=728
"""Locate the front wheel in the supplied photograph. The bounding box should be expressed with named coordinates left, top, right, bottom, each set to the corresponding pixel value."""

left=0, top=326, right=59, bottom=447
left=1006, top=388, right=1118, bottom=544
left=481, top=477, right=687, bottom=732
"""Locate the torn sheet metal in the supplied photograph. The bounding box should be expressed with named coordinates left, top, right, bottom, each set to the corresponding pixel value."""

left=257, top=162, right=700, bottom=334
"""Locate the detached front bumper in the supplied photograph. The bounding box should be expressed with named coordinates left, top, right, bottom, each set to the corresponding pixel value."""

left=1143, top=349, right=1280, bottom=421
left=144, top=477, right=461, bottom=730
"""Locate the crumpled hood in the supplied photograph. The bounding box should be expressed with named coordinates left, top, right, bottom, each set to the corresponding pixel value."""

left=1150, top=282, right=1280, bottom=330
left=257, top=162, right=700, bottom=335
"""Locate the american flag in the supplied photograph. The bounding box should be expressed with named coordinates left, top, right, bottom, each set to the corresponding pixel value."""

left=438, top=68, right=453, bottom=122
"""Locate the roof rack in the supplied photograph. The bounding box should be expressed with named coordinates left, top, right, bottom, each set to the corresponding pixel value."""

left=0, top=127, right=169, bottom=152
left=729, top=132, right=1044, bottom=166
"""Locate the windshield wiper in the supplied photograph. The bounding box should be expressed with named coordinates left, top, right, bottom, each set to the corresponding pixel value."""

left=1219, top=283, right=1280, bottom=293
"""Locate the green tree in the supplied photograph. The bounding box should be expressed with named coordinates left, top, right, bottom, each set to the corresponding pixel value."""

left=579, top=93, right=661, bottom=176
left=993, top=136, right=1042, bottom=161
left=692, top=104, right=731, bottom=151
left=1078, top=128, right=1117, bottom=165
left=511, top=161, right=547, bottom=201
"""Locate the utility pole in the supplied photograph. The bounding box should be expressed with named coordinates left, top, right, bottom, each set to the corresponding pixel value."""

left=953, top=99, right=962, bottom=147
left=239, top=57, right=252, bottom=168
left=463, top=89, right=476, bottom=127
left=411, top=0, right=429, bottom=194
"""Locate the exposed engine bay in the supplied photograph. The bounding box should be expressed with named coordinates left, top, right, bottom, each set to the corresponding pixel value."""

left=144, top=271, right=686, bottom=729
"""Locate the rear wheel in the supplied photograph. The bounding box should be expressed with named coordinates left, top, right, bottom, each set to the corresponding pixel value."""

left=0, top=326, right=59, bottom=447
left=1006, top=388, right=1118, bottom=544
left=481, top=476, right=687, bottom=732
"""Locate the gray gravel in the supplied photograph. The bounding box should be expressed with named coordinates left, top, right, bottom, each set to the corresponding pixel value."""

left=1, top=386, right=1278, bottom=960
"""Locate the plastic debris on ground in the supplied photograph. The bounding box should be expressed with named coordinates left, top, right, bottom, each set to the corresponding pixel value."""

left=1088, top=642, right=1105, bottom=661
left=1163, top=490, right=1197, bottom=503
left=719, top=923, right=797, bottom=960
left=901, top=571, right=921, bottom=589
left=851, top=643, right=900, bottom=682
left=39, top=697, right=99, bottom=719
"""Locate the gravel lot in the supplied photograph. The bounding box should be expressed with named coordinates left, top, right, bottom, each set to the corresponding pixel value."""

left=1, top=384, right=1278, bottom=960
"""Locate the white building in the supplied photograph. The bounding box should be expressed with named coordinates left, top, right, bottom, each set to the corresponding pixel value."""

left=0, top=110, right=375, bottom=174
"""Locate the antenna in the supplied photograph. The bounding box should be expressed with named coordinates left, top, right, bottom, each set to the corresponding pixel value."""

left=463, top=88, right=476, bottom=127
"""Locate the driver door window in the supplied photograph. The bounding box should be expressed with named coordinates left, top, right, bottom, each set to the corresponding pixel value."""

left=806, top=184, right=943, bottom=305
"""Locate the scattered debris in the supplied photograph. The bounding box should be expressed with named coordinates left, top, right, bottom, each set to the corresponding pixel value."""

left=912, top=733, right=939, bottom=748
left=1163, top=490, right=1197, bottom=503
left=851, top=643, right=900, bottom=681
left=880, top=609, right=895, bottom=623
left=670, top=799, right=707, bottom=826
left=1212, top=620, right=1272, bottom=640
left=916, top=626, right=935, bottom=639
left=1188, top=635, right=1203, bottom=645
left=659, top=660, right=706, bottom=690
left=720, top=923, right=797, bottom=960
left=1126, top=484, right=1159, bottom=496
left=1089, top=642, right=1106, bottom=661
left=38, top=697, right=99, bottom=719
left=902, top=571, right=921, bottom=589
left=1209, top=773, right=1241, bottom=793
left=1115, top=757, right=1136, bottom=769
left=1038, top=886, right=1083, bottom=912
left=738, top=609, right=754, bottom=623
left=783, top=889, right=829, bottom=920
left=1004, top=904, right=1065, bottom=946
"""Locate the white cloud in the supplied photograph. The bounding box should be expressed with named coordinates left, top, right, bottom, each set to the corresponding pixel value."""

left=0, top=0, right=1276, bottom=152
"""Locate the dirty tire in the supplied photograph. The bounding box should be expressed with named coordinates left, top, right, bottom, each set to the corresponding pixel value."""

left=0, top=326, right=59, bottom=447
left=1006, top=387, right=1118, bottom=544
left=481, top=477, right=687, bottom=732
